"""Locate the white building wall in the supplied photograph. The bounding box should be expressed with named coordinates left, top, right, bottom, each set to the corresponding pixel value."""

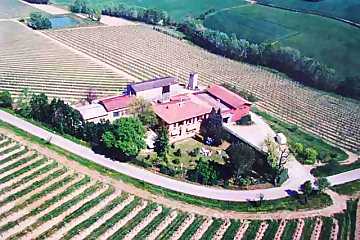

left=136, top=84, right=181, bottom=102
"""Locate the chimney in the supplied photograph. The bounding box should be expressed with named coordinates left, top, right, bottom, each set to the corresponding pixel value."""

left=188, top=72, right=198, bottom=90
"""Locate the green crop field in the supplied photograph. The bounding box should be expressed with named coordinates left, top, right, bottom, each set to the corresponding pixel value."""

left=204, top=4, right=360, bottom=79
left=258, top=0, right=360, bottom=24
left=0, top=0, right=40, bottom=18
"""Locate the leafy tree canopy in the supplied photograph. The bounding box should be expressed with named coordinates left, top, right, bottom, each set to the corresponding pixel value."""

left=0, top=91, right=13, bottom=109
left=27, top=12, right=52, bottom=30
left=102, top=117, right=146, bottom=160
left=200, top=107, right=223, bottom=146
left=129, top=97, right=158, bottom=128
left=154, top=126, right=169, bottom=159
left=226, top=142, right=256, bottom=181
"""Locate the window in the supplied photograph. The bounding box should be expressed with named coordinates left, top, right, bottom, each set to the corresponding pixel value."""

left=162, top=85, right=170, bottom=94
left=113, top=111, right=120, bottom=117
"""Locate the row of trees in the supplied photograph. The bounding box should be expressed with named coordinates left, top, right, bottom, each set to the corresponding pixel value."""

left=70, top=1, right=359, bottom=99
left=179, top=20, right=360, bottom=98
left=23, top=0, right=49, bottom=4
left=5, top=90, right=153, bottom=161
left=27, top=12, right=52, bottom=30
left=102, top=4, right=171, bottom=25
left=70, top=0, right=101, bottom=21
left=70, top=1, right=170, bottom=25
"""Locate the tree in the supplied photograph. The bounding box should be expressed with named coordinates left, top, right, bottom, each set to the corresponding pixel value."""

left=226, top=142, right=256, bottom=182
left=88, top=8, right=101, bottom=21
left=70, top=0, right=89, bottom=13
left=316, top=177, right=330, bottom=194
left=83, top=119, right=112, bottom=145
left=192, top=158, right=219, bottom=185
left=102, top=117, right=146, bottom=160
left=301, top=180, right=313, bottom=204
left=48, top=98, right=84, bottom=137
left=264, top=137, right=289, bottom=175
left=304, top=148, right=318, bottom=164
left=337, top=76, right=360, bottom=100
left=27, top=12, right=52, bottom=30
left=200, top=108, right=223, bottom=146
left=292, top=142, right=304, bottom=157
left=29, top=93, right=49, bottom=123
left=154, top=126, right=169, bottom=160
left=16, top=88, right=32, bottom=118
left=129, top=97, right=158, bottom=128
left=0, top=91, right=13, bottom=109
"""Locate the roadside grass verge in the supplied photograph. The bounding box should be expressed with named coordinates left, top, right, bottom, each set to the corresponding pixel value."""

left=0, top=120, right=333, bottom=213
left=312, top=160, right=360, bottom=177
left=331, top=180, right=360, bottom=195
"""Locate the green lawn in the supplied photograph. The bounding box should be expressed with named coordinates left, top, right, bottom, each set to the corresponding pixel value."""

left=331, top=180, right=360, bottom=195
left=204, top=4, right=360, bottom=79
left=257, top=0, right=360, bottom=24
left=312, top=160, right=360, bottom=177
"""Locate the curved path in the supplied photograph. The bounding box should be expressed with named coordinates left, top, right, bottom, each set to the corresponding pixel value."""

left=0, top=110, right=358, bottom=202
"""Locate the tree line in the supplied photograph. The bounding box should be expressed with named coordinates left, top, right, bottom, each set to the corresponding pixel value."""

left=68, top=1, right=359, bottom=100
left=23, top=0, right=49, bottom=4
left=3, top=90, right=154, bottom=161
left=101, top=4, right=171, bottom=25
left=179, top=20, right=359, bottom=99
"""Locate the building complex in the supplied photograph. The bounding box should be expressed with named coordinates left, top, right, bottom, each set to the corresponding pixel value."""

left=76, top=73, right=251, bottom=142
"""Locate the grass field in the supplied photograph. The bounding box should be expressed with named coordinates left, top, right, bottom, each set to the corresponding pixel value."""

left=0, top=0, right=41, bottom=18
left=204, top=4, right=360, bottom=80
left=258, top=0, right=360, bottom=24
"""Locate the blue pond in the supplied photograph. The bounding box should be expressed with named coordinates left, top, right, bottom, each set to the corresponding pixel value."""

left=49, top=16, right=80, bottom=29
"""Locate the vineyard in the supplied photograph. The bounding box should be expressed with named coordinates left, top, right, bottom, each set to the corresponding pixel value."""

left=0, top=21, right=131, bottom=104
left=0, top=132, right=357, bottom=240
left=43, top=25, right=360, bottom=152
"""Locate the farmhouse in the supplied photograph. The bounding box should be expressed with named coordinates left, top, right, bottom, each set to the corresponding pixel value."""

left=126, top=76, right=181, bottom=102
left=98, top=95, right=135, bottom=121
left=153, top=85, right=252, bottom=142
left=76, top=74, right=251, bottom=142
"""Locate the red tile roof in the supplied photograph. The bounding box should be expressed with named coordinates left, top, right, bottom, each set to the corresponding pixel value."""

left=99, top=95, right=135, bottom=112
left=231, top=106, right=251, bottom=122
left=153, top=99, right=211, bottom=124
left=206, top=85, right=251, bottom=109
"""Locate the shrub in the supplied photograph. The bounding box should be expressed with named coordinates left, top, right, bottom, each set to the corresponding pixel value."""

left=292, top=142, right=304, bottom=156
left=304, top=148, right=318, bottom=164
left=316, top=177, right=330, bottom=193
left=159, top=163, right=179, bottom=177
left=236, top=114, right=252, bottom=125
left=275, top=168, right=289, bottom=186
left=0, top=91, right=13, bottom=109
left=27, top=12, right=52, bottom=30
left=69, top=0, right=89, bottom=13
left=189, top=147, right=200, bottom=157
